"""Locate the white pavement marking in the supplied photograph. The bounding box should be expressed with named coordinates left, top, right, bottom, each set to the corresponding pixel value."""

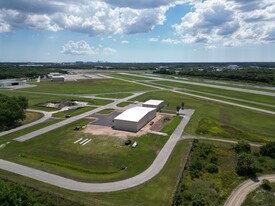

left=0, top=109, right=52, bottom=137
left=79, top=138, right=88, bottom=145
left=74, top=138, right=83, bottom=144
left=224, top=174, right=275, bottom=206
left=82, top=139, right=91, bottom=146
left=0, top=110, right=194, bottom=192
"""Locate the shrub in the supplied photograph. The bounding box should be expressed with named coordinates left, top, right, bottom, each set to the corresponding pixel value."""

left=260, top=142, right=275, bottom=159
left=205, top=163, right=219, bottom=174
left=235, top=153, right=257, bottom=177
left=261, top=179, right=272, bottom=191
left=234, top=141, right=251, bottom=154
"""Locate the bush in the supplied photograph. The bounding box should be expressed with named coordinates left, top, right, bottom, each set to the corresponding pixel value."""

left=261, top=179, right=272, bottom=191
left=205, top=163, right=219, bottom=174
left=234, top=141, right=251, bottom=154
left=260, top=142, right=275, bottom=159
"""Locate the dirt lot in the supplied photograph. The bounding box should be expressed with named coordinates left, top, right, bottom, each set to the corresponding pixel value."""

left=83, top=114, right=172, bottom=139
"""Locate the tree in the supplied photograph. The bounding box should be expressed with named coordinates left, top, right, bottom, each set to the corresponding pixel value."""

left=260, top=142, right=275, bottom=158
left=234, top=141, right=251, bottom=154
left=0, top=94, right=28, bottom=131
left=176, top=105, right=181, bottom=113
left=235, top=153, right=257, bottom=177
left=205, top=163, right=219, bottom=174
left=181, top=102, right=185, bottom=109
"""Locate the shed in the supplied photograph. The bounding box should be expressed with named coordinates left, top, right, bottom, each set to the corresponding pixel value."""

left=142, top=99, right=164, bottom=111
left=113, top=107, right=156, bottom=132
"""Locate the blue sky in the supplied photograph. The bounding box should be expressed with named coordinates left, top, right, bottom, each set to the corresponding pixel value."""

left=0, top=0, right=275, bottom=62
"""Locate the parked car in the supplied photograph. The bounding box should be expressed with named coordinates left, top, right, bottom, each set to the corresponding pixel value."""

left=132, top=141, right=138, bottom=148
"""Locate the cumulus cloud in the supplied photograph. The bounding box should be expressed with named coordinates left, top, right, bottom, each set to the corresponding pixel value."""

left=162, top=38, right=181, bottom=44
left=61, top=40, right=94, bottom=55
left=61, top=40, right=117, bottom=56
left=174, top=0, right=275, bottom=47
left=121, top=40, right=129, bottom=44
left=0, top=0, right=171, bottom=35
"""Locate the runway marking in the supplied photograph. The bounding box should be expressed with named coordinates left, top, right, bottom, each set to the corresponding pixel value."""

left=74, top=138, right=83, bottom=144
left=82, top=139, right=92, bottom=146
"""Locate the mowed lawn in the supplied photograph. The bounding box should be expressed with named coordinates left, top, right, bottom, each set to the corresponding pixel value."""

left=130, top=91, right=275, bottom=142
left=0, top=90, right=112, bottom=111
left=20, top=79, right=155, bottom=94
left=0, top=117, right=181, bottom=183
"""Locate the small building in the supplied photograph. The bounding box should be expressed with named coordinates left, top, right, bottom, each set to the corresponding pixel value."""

left=51, top=75, right=64, bottom=82
left=113, top=107, right=156, bottom=132
left=142, top=99, right=164, bottom=111
left=0, top=79, right=26, bottom=87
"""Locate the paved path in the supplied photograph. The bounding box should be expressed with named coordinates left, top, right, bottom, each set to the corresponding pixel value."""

left=14, top=92, right=145, bottom=142
left=182, top=134, right=263, bottom=147
left=224, top=174, right=275, bottom=206
left=0, top=110, right=194, bottom=192
left=0, top=109, right=52, bottom=138
left=121, top=73, right=275, bottom=97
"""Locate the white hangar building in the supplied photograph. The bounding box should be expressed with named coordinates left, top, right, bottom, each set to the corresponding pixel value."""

left=142, top=99, right=164, bottom=111
left=113, top=107, right=156, bottom=132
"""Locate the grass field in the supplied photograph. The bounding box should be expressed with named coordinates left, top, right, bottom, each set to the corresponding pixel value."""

left=23, top=111, right=43, bottom=124
left=242, top=183, right=275, bottom=206
left=116, top=101, right=133, bottom=108
left=0, top=116, right=183, bottom=183
left=130, top=91, right=275, bottom=142
left=0, top=90, right=112, bottom=111
left=20, top=79, right=155, bottom=94
left=96, top=109, right=115, bottom=115
left=0, top=139, right=192, bottom=206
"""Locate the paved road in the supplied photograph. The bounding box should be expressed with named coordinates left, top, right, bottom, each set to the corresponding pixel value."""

left=121, top=73, right=275, bottom=97
left=14, top=92, right=145, bottom=142
left=0, top=110, right=194, bottom=192
left=0, top=109, right=52, bottom=138
left=224, top=174, right=275, bottom=206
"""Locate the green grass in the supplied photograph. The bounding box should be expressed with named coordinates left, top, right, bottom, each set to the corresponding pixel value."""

left=109, top=73, right=154, bottom=81
left=22, top=111, right=43, bottom=124
left=20, top=79, right=155, bottom=94
left=130, top=91, right=275, bottom=142
left=0, top=118, right=171, bottom=183
left=0, top=90, right=112, bottom=111
left=0, top=119, right=62, bottom=145
left=116, top=101, right=133, bottom=107
left=0, top=139, right=192, bottom=206
left=96, top=109, right=115, bottom=115
left=242, top=183, right=275, bottom=206
left=96, top=93, right=133, bottom=99
left=161, top=115, right=182, bottom=135
left=53, top=107, right=97, bottom=118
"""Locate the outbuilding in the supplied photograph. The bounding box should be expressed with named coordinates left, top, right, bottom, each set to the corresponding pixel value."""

left=142, top=99, right=164, bottom=111
left=51, top=75, right=64, bottom=82
left=113, top=107, right=156, bottom=132
left=0, top=79, right=26, bottom=87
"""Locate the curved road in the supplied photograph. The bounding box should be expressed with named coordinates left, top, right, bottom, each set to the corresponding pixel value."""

left=0, top=109, right=52, bottom=138
left=0, top=110, right=194, bottom=192
left=224, top=174, right=275, bottom=206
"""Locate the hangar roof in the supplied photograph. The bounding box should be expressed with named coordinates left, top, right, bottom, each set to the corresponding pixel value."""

left=114, top=107, right=156, bottom=122
left=143, top=99, right=164, bottom=106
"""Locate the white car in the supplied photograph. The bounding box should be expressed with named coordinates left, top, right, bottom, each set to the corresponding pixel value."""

left=132, top=141, right=138, bottom=148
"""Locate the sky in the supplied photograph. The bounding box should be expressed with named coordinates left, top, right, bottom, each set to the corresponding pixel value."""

left=0, top=0, right=275, bottom=63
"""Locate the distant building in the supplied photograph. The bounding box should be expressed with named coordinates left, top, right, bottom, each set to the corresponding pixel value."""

left=0, top=79, right=26, bottom=87
left=113, top=107, right=156, bottom=132
left=227, top=65, right=240, bottom=70
left=48, top=73, right=64, bottom=82
left=142, top=99, right=164, bottom=111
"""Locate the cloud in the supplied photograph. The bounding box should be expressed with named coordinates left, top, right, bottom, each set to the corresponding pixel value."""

left=148, top=38, right=159, bottom=42
left=162, top=38, right=181, bottom=44
left=61, top=40, right=94, bottom=55
left=0, top=0, right=171, bottom=35
left=121, top=40, right=129, bottom=44
left=174, top=0, right=275, bottom=47
left=103, top=47, right=117, bottom=55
